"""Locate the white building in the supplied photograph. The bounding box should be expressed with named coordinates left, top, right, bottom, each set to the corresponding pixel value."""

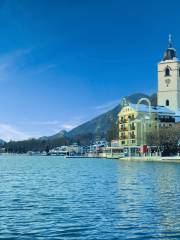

left=158, top=35, right=180, bottom=111
left=116, top=35, right=180, bottom=151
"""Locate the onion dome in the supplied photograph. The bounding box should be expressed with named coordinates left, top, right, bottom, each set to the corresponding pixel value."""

left=163, top=34, right=177, bottom=61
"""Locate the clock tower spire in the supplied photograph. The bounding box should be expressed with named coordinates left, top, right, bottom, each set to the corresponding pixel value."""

left=168, top=34, right=172, bottom=48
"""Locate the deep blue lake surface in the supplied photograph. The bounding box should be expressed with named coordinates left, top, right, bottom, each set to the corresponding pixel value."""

left=0, top=156, right=180, bottom=239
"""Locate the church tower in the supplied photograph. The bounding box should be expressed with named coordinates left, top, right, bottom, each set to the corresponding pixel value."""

left=158, top=35, right=180, bottom=111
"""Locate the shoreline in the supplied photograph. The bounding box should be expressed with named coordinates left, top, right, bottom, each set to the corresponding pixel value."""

left=1, top=154, right=180, bottom=163
left=119, top=156, right=180, bottom=163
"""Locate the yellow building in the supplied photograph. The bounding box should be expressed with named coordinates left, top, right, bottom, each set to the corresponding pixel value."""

left=118, top=103, right=175, bottom=147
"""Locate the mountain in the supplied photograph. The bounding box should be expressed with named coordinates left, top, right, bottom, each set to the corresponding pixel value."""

left=68, top=93, right=156, bottom=137
left=3, top=93, right=157, bottom=152
left=39, top=130, right=68, bottom=140
left=47, top=130, right=68, bottom=140
left=49, top=93, right=157, bottom=140
left=0, top=139, right=6, bottom=146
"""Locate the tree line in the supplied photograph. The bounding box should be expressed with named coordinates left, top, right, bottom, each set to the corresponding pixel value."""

left=3, top=133, right=99, bottom=153
left=147, top=123, right=180, bottom=155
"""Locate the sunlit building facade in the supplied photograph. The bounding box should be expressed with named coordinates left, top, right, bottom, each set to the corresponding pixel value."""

left=118, top=35, right=180, bottom=148
left=118, top=104, right=175, bottom=147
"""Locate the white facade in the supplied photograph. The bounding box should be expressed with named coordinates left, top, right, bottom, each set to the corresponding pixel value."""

left=158, top=60, right=180, bottom=111
left=157, top=36, right=180, bottom=111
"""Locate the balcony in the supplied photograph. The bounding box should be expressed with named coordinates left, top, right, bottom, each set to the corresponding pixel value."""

left=120, top=136, right=127, bottom=140
left=128, top=117, right=135, bottom=121
left=119, top=119, right=127, bottom=124
left=159, top=118, right=175, bottom=123
left=130, top=134, right=136, bottom=139
left=120, top=127, right=127, bottom=131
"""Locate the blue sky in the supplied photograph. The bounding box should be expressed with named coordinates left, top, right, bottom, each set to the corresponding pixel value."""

left=0, top=0, right=180, bottom=141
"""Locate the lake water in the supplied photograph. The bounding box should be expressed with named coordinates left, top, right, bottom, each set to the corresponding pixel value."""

left=0, top=156, right=180, bottom=239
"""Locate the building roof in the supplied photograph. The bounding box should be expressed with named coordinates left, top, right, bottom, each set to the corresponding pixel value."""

left=175, top=110, right=180, bottom=122
left=125, top=103, right=175, bottom=115
left=163, top=34, right=177, bottom=61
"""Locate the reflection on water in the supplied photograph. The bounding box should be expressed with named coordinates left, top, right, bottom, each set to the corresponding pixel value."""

left=0, top=156, right=180, bottom=239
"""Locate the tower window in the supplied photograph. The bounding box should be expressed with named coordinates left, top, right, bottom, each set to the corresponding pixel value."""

left=179, top=68, right=180, bottom=77
left=165, top=67, right=170, bottom=76
left=166, top=99, right=170, bottom=106
left=165, top=78, right=171, bottom=87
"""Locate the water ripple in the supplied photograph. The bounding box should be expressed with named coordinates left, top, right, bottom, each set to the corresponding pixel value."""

left=0, top=156, right=180, bottom=239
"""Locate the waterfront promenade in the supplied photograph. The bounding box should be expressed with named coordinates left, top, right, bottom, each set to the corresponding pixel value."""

left=120, top=156, right=180, bottom=163
left=66, top=153, right=180, bottom=163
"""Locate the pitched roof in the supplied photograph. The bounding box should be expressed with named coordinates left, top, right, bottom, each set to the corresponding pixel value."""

left=129, top=103, right=175, bottom=115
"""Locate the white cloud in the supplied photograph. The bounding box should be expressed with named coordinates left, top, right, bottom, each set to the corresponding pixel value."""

left=47, top=122, right=79, bottom=134
left=94, top=99, right=120, bottom=112
left=61, top=124, right=76, bottom=130
left=30, top=120, right=76, bottom=131
left=0, top=48, right=57, bottom=82
left=0, top=123, right=30, bottom=141
left=31, top=120, right=60, bottom=126
left=30, top=64, right=57, bottom=75
left=0, top=116, right=89, bottom=141
left=0, top=48, right=32, bottom=81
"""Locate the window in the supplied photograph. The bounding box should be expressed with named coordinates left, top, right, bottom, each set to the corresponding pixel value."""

left=179, top=68, right=180, bottom=77
left=165, top=78, right=171, bottom=87
left=166, top=99, right=170, bottom=106
left=165, top=67, right=170, bottom=76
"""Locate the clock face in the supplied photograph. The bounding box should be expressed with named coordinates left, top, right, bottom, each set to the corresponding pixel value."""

left=165, top=78, right=171, bottom=87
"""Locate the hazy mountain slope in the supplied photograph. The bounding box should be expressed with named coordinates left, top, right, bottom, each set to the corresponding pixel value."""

left=39, top=130, right=68, bottom=140
left=2, top=93, right=157, bottom=150
left=67, top=93, right=157, bottom=137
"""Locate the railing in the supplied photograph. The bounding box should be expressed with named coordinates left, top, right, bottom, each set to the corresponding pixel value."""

left=159, top=118, right=175, bottom=123
left=130, top=134, right=135, bottom=139
left=119, top=120, right=128, bottom=124
left=128, top=116, right=135, bottom=121
left=120, top=127, right=128, bottom=131
left=120, top=126, right=135, bottom=131
left=120, top=136, right=127, bottom=140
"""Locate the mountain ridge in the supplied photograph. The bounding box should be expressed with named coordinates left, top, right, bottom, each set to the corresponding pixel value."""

left=48, top=93, right=157, bottom=140
left=2, top=93, right=157, bottom=152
